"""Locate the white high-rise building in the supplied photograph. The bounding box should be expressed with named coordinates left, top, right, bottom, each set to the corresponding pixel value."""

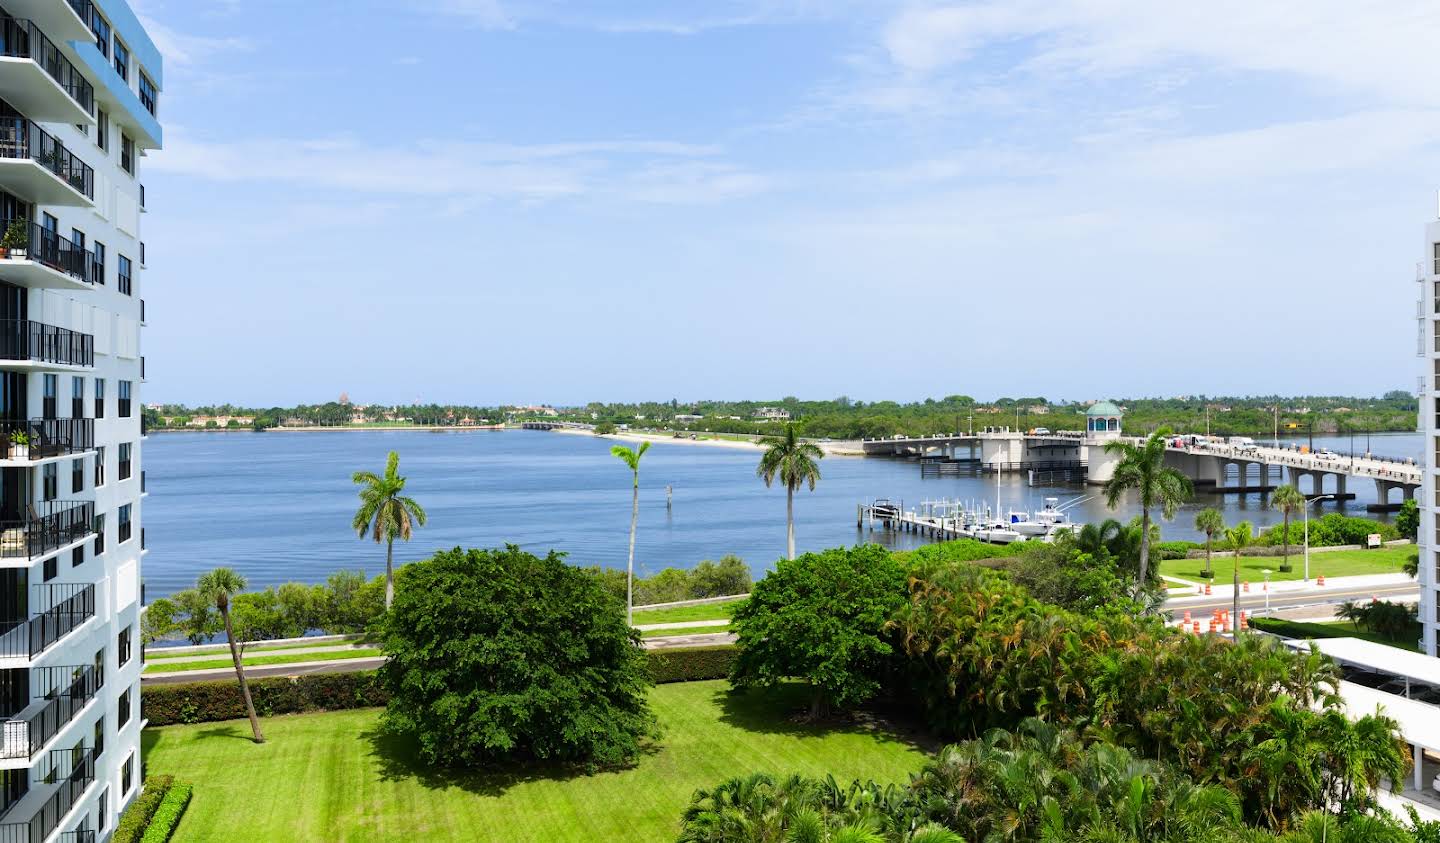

left=0, top=0, right=161, bottom=839
left=1424, top=217, right=1440, bottom=659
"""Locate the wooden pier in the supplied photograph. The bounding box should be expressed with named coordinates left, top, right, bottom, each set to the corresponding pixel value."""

left=856, top=500, right=1015, bottom=544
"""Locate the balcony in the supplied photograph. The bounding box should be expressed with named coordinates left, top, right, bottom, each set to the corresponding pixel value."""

left=0, top=419, right=91, bottom=463
left=0, top=17, right=94, bottom=126
left=0, top=664, right=98, bottom=763
left=0, top=501, right=94, bottom=561
left=0, top=746, right=95, bottom=843
left=0, top=582, right=94, bottom=663
left=0, top=221, right=93, bottom=291
left=0, top=118, right=92, bottom=205
left=0, top=321, right=92, bottom=369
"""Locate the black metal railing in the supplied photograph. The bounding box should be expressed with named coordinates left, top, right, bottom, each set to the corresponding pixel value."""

left=0, top=664, right=99, bottom=761
left=0, top=221, right=92, bottom=283
left=0, top=419, right=92, bottom=459
left=0, top=501, right=95, bottom=560
left=0, top=17, right=94, bottom=115
left=0, top=582, right=94, bottom=660
left=0, top=321, right=93, bottom=367
left=57, top=831, right=95, bottom=843
left=0, top=118, right=93, bottom=200
left=0, top=747, right=96, bottom=843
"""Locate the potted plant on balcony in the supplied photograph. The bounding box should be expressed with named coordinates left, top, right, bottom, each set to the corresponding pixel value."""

left=1, top=219, right=27, bottom=260
left=9, top=430, right=29, bottom=460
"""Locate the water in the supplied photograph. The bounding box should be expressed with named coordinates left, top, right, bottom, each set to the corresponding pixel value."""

left=140, top=429, right=1421, bottom=599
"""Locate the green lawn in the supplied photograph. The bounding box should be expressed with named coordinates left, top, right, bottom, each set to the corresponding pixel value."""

left=1157, top=544, right=1413, bottom=583
left=144, top=680, right=928, bottom=843
left=1251, top=618, right=1420, bottom=653
left=631, top=599, right=745, bottom=626
left=147, top=637, right=367, bottom=660
left=144, top=648, right=382, bottom=674
left=639, top=625, right=731, bottom=639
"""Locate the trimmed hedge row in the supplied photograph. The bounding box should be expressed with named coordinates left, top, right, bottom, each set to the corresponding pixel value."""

left=143, top=646, right=739, bottom=726
left=140, top=783, right=192, bottom=843
left=114, top=775, right=174, bottom=843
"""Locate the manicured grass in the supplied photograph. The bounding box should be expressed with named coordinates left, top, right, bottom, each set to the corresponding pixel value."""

left=631, top=599, right=744, bottom=626
left=1157, top=544, right=1412, bottom=583
left=147, top=637, right=366, bottom=660
left=1251, top=618, right=1419, bottom=653
left=144, top=680, right=928, bottom=843
left=639, top=625, right=730, bottom=639
left=144, top=648, right=383, bottom=674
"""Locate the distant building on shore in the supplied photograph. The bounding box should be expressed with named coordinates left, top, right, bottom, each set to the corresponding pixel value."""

left=185, top=415, right=254, bottom=428
left=674, top=414, right=704, bottom=423
left=753, top=407, right=791, bottom=422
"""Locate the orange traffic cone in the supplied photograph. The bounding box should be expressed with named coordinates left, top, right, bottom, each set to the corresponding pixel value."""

left=1243, top=581, right=1250, bottom=593
left=1191, top=620, right=1201, bottom=634
left=1183, top=610, right=1191, bottom=623
left=1316, top=574, right=1325, bottom=587
left=1241, top=611, right=1249, bottom=629
left=1204, top=582, right=1212, bottom=596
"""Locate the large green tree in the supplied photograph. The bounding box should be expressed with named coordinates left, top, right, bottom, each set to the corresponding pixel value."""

left=377, top=545, right=655, bottom=768
left=1227, top=521, right=1253, bottom=632
left=197, top=567, right=264, bottom=743
left=610, top=440, right=650, bottom=625
left=729, top=545, right=905, bottom=719
left=1194, top=507, right=1225, bottom=580
left=1102, top=429, right=1193, bottom=593
left=1269, top=485, right=1306, bottom=573
left=756, top=423, right=823, bottom=560
left=351, top=450, right=427, bottom=610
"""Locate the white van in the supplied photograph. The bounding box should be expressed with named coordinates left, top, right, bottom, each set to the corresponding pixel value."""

left=1228, top=436, right=1257, bottom=448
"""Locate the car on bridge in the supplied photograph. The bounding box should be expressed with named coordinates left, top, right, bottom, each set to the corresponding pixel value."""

left=1314, top=449, right=1342, bottom=461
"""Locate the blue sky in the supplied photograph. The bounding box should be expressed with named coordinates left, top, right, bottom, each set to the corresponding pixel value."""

left=134, top=0, right=1439, bottom=407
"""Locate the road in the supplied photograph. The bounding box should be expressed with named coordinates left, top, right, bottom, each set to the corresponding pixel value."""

left=1170, top=582, right=1419, bottom=616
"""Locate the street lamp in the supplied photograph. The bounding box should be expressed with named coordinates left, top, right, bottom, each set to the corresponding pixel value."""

left=1262, top=569, right=1272, bottom=615
left=1303, top=493, right=1335, bottom=583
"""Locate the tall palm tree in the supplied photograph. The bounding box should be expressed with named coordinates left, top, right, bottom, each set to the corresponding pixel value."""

left=1226, top=521, right=1253, bottom=632
left=1194, top=508, right=1225, bottom=580
left=352, top=451, right=427, bottom=610
left=1269, top=484, right=1305, bottom=573
left=1102, top=429, right=1194, bottom=593
left=756, top=424, right=824, bottom=560
left=611, top=441, right=650, bottom=626
left=197, top=567, right=264, bottom=743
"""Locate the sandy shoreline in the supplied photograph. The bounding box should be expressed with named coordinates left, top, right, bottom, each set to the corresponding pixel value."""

left=553, top=426, right=865, bottom=456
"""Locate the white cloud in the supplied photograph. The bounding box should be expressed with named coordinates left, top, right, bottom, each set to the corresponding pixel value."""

left=136, top=15, right=251, bottom=68
left=422, top=0, right=513, bottom=29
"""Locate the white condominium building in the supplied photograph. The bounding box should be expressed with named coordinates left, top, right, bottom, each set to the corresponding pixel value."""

left=1424, top=216, right=1440, bottom=659
left=0, top=0, right=160, bottom=839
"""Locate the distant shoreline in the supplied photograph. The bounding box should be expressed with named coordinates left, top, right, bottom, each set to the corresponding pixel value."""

left=149, top=425, right=507, bottom=434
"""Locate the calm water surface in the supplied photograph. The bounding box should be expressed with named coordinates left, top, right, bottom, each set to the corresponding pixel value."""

left=141, top=429, right=1421, bottom=598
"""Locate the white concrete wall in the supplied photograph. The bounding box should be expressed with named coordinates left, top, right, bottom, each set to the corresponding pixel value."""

left=1422, top=219, right=1438, bottom=658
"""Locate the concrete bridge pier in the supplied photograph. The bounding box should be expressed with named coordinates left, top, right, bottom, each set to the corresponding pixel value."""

left=1370, top=479, right=1418, bottom=512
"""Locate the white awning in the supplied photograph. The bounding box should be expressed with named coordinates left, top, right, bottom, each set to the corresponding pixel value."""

left=1283, top=637, right=1440, bottom=687
left=1337, top=681, right=1440, bottom=753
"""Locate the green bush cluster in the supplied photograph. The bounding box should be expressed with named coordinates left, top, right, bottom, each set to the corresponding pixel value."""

left=143, top=672, right=388, bottom=726
left=589, top=555, right=752, bottom=606
left=890, top=538, right=1025, bottom=567
left=1258, top=513, right=1399, bottom=548
left=140, top=783, right=193, bottom=843
left=648, top=646, right=736, bottom=684
left=1152, top=539, right=1202, bottom=559
left=113, top=775, right=174, bottom=843
left=145, top=569, right=387, bottom=645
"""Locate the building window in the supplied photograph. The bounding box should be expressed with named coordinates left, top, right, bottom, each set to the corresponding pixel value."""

left=119, top=381, right=132, bottom=417
left=71, top=376, right=84, bottom=418
left=118, top=626, right=131, bottom=667
left=43, top=555, right=55, bottom=582
left=71, top=458, right=83, bottom=494
left=1434, top=242, right=1440, bottom=276
left=118, top=443, right=131, bottom=480
left=95, top=378, right=104, bottom=418
left=42, top=463, right=56, bottom=501
left=118, top=503, right=131, bottom=543
left=121, top=751, right=133, bottom=795
left=114, top=38, right=129, bottom=83
left=94, top=446, right=105, bottom=487
left=93, top=715, right=104, bottom=759
left=96, top=109, right=108, bottom=152
left=93, top=513, right=104, bottom=556
left=93, top=241, right=105, bottom=286
left=121, top=135, right=134, bottom=175
left=94, top=648, right=104, bottom=689
left=72, top=545, right=83, bottom=567
left=43, top=374, right=57, bottom=419
left=139, top=73, right=157, bottom=116
left=99, top=786, right=109, bottom=831
left=118, top=255, right=132, bottom=295
left=91, top=13, right=110, bottom=59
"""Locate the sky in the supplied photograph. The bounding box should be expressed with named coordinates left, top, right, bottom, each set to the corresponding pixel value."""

left=132, top=0, right=1440, bottom=407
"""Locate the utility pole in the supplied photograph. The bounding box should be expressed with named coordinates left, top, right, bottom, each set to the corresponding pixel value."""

left=1272, top=405, right=1279, bottom=449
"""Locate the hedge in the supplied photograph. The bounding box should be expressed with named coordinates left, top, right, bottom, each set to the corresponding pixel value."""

left=140, top=783, right=192, bottom=843
left=114, top=776, right=174, bottom=843
left=143, top=646, right=739, bottom=726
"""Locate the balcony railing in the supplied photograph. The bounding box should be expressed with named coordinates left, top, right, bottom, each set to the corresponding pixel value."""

left=0, top=419, right=92, bottom=460
left=56, top=831, right=94, bottom=843
left=0, top=221, right=93, bottom=284
left=0, top=501, right=94, bottom=560
left=0, top=17, right=94, bottom=115
left=0, top=664, right=98, bottom=761
left=0, top=582, right=94, bottom=660
left=0, top=119, right=93, bottom=200
left=0, top=746, right=95, bottom=843
left=0, top=321, right=93, bottom=367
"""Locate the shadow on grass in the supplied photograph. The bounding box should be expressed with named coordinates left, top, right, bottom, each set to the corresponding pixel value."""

left=360, top=722, right=659, bottom=798
left=715, top=683, right=938, bottom=753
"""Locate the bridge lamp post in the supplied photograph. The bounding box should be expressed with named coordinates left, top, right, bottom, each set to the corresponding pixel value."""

left=1303, top=493, right=1335, bottom=583
left=1262, top=569, right=1272, bottom=615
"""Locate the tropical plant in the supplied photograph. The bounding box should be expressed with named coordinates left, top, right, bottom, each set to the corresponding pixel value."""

left=376, top=545, right=655, bottom=768
left=729, top=545, right=905, bottom=720
left=1395, top=498, right=1419, bottom=542
left=1227, top=521, right=1253, bottom=632
left=1, top=218, right=26, bottom=252
left=1102, top=429, right=1194, bottom=593
left=1269, top=485, right=1306, bottom=573
left=756, top=423, right=823, bottom=560
left=1404, top=549, right=1419, bottom=579
left=610, top=440, right=650, bottom=625
left=196, top=567, right=264, bottom=743
left=1194, top=507, right=1225, bottom=579
left=351, top=450, right=427, bottom=610
left=1336, top=600, right=1364, bottom=630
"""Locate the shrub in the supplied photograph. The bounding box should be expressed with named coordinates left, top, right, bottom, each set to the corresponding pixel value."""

left=113, top=776, right=174, bottom=843
left=140, top=783, right=193, bottom=843
left=377, top=545, right=655, bottom=768
left=143, top=671, right=387, bottom=726
left=892, top=538, right=1026, bottom=567
left=648, top=646, right=736, bottom=683
left=1153, top=540, right=1201, bottom=560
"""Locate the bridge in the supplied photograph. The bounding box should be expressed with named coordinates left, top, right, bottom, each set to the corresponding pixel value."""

left=518, top=421, right=593, bottom=431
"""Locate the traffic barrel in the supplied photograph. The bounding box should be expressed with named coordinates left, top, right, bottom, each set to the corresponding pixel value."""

left=1317, top=575, right=1325, bottom=587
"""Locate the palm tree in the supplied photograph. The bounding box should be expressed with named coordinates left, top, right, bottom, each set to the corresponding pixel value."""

left=197, top=567, right=264, bottom=743
left=351, top=451, right=427, bottom=610
left=1226, top=521, right=1253, bottom=632
left=1336, top=600, right=1365, bottom=630
left=1102, top=429, right=1194, bottom=593
left=756, top=424, right=824, bottom=560
left=1270, top=484, right=1305, bottom=573
left=611, top=441, right=650, bottom=626
left=1194, top=508, right=1225, bottom=580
